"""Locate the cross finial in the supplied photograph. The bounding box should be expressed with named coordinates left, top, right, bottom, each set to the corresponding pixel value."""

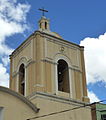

left=38, top=7, right=48, bottom=17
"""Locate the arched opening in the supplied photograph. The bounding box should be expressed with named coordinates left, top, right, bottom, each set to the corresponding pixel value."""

left=19, top=64, right=25, bottom=95
left=40, top=23, right=41, bottom=28
left=57, top=59, right=70, bottom=93
left=45, top=22, right=47, bottom=29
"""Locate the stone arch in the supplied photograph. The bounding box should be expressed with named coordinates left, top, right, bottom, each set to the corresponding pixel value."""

left=16, top=57, right=27, bottom=96
left=54, top=53, right=72, bottom=67
left=19, top=64, right=25, bottom=95
left=54, top=53, right=73, bottom=97
left=57, top=59, right=70, bottom=93
left=17, top=57, right=27, bottom=71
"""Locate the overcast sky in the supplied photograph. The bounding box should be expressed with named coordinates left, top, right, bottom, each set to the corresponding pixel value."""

left=0, top=0, right=106, bottom=103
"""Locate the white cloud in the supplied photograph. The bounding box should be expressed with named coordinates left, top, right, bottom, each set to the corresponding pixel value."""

left=88, top=90, right=100, bottom=103
left=2, top=56, right=9, bottom=66
left=0, top=0, right=30, bottom=87
left=80, top=33, right=106, bottom=84
left=0, top=42, right=13, bottom=56
left=0, top=0, right=30, bottom=23
left=0, top=64, right=9, bottom=87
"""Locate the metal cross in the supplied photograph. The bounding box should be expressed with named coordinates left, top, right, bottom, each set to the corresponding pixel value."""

left=38, top=7, right=48, bottom=16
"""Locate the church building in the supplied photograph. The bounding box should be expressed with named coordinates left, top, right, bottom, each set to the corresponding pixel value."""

left=0, top=10, right=92, bottom=120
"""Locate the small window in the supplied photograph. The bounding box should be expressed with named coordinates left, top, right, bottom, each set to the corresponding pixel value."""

left=40, top=23, right=41, bottom=28
left=101, top=114, right=106, bottom=120
left=19, top=64, right=25, bottom=95
left=57, top=59, right=70, bottom=93
left=45, top=22, right=47, bottom=29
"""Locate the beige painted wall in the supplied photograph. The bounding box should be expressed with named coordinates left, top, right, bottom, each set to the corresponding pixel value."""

left=0, top=88, right=92, bottom=120
left=28, top=93, right=92, bottom=120
left=0, top=90, right=36, bottom=120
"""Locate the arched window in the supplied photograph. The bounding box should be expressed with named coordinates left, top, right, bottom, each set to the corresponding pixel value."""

left=40, top=23, right=41, bottom=28
left=57, top=59, right=70, bottom=93
left=19, top=64, right=25, bottom=95
left=45, top=22, right=47, bottom=29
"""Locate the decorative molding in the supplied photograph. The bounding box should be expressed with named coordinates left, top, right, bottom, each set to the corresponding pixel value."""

left=12, top=71, right=19, bottom=77
left=69, top=67, right=82, bottom=73
left=60, top=46, right=65, bottom=52
left=27, top=92, right=90, bottom=105
left=11, top=34, right=34, bottom=57
left=16, top=57, right=27, bottom=97
left=12, top=40, right=31, bottom=58
left=26, top=60, right=36, bottom=68
left=34, top=84, right=44, bottom=87
left=41, top=59, right=57, bottom=65
left=37, top=31, right=82, bottom=50
left=10, top=31, right=83, bottom=58
left=46, top=37, right=78, bottom=50
left=54, top=54, right=73, bottom=97
left=16, top=57, right=27, bottom=72
left=12, top=59, right=36, bottom=77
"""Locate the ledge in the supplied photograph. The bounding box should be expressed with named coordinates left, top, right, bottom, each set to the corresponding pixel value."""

left=10, top=30, right=84, bottom=57
left=27, top=92, right=90, bottom=106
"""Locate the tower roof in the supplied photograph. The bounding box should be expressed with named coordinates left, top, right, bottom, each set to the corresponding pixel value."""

left=38, top=16, right=63, bottom=39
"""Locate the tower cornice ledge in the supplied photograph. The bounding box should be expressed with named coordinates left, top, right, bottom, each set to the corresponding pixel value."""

left=10, top=30, right=84, bottom=58
left=27, top=92, right=90, bottom=106
left=34, top=30, right=83, bottom=49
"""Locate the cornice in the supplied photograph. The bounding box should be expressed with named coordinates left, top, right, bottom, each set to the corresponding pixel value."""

left=10, top=33, right=34, bottom=58
left=10, top=30, right=84, bottom=58
left=35, top=30, right=83, bottom=50
left=27, top=92, right=90, bottom=106
left=41, top=58, right=82, bottom=72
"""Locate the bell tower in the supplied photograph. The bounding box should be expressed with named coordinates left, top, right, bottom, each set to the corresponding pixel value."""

left=38, top=8, right=50, bottom=31
left=9, top=13, right=89, bottom=103
left=39, top=16, right=50, bottom=31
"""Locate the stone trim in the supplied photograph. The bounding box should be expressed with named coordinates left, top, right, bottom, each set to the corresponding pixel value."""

left=10, top=30, right=84, bottom=58
left=41, top=59, right=82, bottom=73
left=26, top=60, right=36, bottom=68
left=12, top=71, right=18, bottom=77
left=34, top=84, right=44, bottom=87
left=46, top=37, right=78, bottom=50
left=41, top=59, right=57, bottom=65
left=35, top=30, right=82, bottom=49
left=27, top=92, right=90, bottom=106
left=0, top=86, right=39, bottom=113
left=12, top=60, right=36, bottom=77
left=10, top=33, right=34, bottom=57
left=69, top=67, right=82, bottom=73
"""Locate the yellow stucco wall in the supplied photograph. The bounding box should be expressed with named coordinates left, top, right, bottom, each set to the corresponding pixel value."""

left=28, top=92, right=92, bottom=120
left=0, top=88, right=92, bottom=120
left=0, top=87, right=37, bottom=120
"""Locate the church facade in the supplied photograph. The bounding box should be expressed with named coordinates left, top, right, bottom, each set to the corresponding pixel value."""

left=0, top=15, right=92, bottom=120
